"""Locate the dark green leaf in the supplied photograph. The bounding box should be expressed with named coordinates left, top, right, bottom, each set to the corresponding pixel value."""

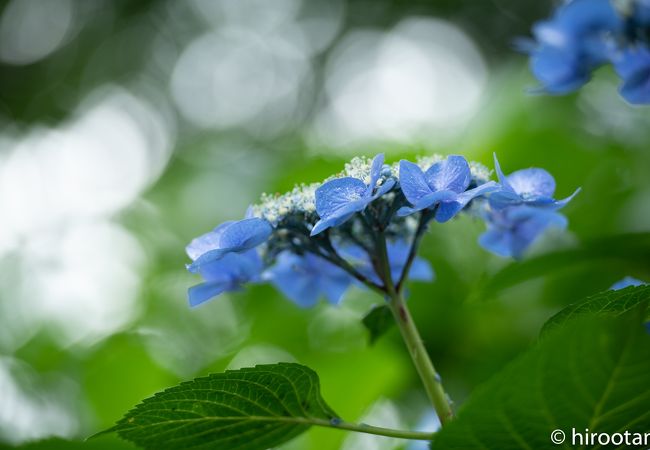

left=104, top=363, right=339, bottom=450
left=482, top=233, right=650, bottom=296
left=542, top=284, right=650, bottom=335
left=362, top=305, right=393, bottom=344
left=432, top=310, right=650, bottom=449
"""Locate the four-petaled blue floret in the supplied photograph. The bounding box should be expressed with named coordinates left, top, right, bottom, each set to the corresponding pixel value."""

left=311, top=154, right=395, bottom=236
left=478, top=154, right=579, bottom=258
left=523, top=0, right=650, bottom=104
left=185, top=153, right=579, bottom=306
left=397, top=155, right=499, bottom=221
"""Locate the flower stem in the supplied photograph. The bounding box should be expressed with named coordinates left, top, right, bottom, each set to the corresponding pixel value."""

left=388, top=291, right=454, bottom=425
left=374, top=226, right=454, bottom=425
left=316, top=419, right=434, bottom=440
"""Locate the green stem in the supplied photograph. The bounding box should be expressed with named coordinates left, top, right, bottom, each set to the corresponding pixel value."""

left=314, top=419, right=434, bottom=440
left=374, top=226, right=454, bottom=425
left=388, top=291, right=454, bottom=425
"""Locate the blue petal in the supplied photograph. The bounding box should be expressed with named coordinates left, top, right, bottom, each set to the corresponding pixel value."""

left=186, top=221, right=234, bottom=260
left=399, top=160, right=432, bottom=205
left=435, top=181, right=500, bottom=223
left=397, top=190, right=458, bottom=216
left=186, top=218, right=272, bottom=272
left=408, top=258, right=435, bottom=282
left=188, top=281, right=233, bottom=307
left=493, top=154, right=515, bottom=193
left=264, top=252, right=351, bottom=307
left=480, top=207, right=568, bottom=258
left=315, top=177, right=367, bottom=215
left=366, top=153, right=385, bottom=196
left=479, top=228, right=514, bottom=258
left=547, top=187, right=581, bottom=210
left=507, top=168, right=556, bottom=198
left=311, top=198, right=368, bottom=236
left=610, top=276, right=646, bottom=291
left=320, top=274, right=352, bottom=304
left=615, top=47, right=650, bottom=104
left=424, top=155, right=471, bottom=193
left=264, top=253, right=320, bottom=307
left=554, top=0, right=622, bottom=38
left=530, top=46, right=590, bottom=93
left=508, top=208, right=568, bottom=258
left=219, top=218, right=273, bottom=249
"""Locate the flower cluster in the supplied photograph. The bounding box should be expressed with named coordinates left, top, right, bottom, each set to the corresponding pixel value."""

left=185, top=154, right=579, bottom=307
left=522, top=0, right=650, bottom=104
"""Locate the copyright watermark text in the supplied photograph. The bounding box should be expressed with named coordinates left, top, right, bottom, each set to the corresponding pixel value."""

left=550, top=428, right=650, bottom=446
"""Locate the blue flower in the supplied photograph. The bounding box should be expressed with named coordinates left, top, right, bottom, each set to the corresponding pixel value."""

left=490, top=154, right=580, bottom=211
left=610, top=276, right=647, bottom=290
left=187, top=249, right=263, bottom=306
left=397, top=156, right=499, bottom=221
left=338, top=240, right=434, bottom=285
left=479, top=206, right=568, bottom=259
left=525, top=0, right=622, bottom=93
left=263, top=252, right=353, bottom=307
left=311, top=154, right=395, bottom=236
left=613, top=45, right=650, bottom=104
left=186, top=217, right=272, bottom=273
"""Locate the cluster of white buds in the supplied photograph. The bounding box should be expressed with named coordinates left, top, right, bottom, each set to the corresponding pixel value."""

left=250, top=183, right=319, bottom=225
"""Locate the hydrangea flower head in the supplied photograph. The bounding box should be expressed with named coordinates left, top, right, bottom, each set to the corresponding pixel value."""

left=397, top=155, right=499, bottom=221
left=185, top=152, right=578, bottom=307
left=523, top=0, right=650, bottom=104
left=186, top=217, right=272, bottom=273
left=310, top=154, right=395, bottom=236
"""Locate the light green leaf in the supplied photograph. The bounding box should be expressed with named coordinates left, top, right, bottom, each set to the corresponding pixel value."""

left=362, top=305, right=393, bottom=344
left=104, top=363, right=338, bottom=450
left=542, top=284, right=650, bottom=335
left=432, top=309, right=650, bottom=449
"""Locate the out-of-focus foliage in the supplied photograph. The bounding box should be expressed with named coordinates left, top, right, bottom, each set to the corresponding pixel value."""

left=1, top=0, right=650, bottom=449
left=432, top=306, right=650, bottom=449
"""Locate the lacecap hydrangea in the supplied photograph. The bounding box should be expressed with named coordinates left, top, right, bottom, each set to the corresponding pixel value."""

left=520, top=0, right=650, bottom=104
left=185, top=154, right=579, bottom=307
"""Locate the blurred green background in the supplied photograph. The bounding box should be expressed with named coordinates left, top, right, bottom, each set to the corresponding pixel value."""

left=1, top=0, right=649, bottom=449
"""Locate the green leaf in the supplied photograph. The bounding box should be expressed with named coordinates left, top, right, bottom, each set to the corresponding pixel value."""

left=481, top=233, right=650, bottom=296
left=432, top=309, right=650, bottom=449
left=542, top=284, right=650, bottom=335
left=104, top=363, right=339, bottom=450
left=362, top=305, right=393, bottom=344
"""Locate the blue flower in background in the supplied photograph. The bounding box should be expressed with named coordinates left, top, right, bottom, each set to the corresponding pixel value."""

left=187, top=249, right=263, bottom=306
left=613, top=45, right=650, bottom=104
left=479, top=206, right=568, bottom=259
left=263, top=252, right=353, bottom=307
left=397, top=156, right=499, bottom=221
left=338, top=240, right=434, bottom=285
left=490, top=154, right=580, bottom=211
left=610, top=276, right=650, bottom=333
left=610, top=276, right=647, bottom=290
left=525, top=0, right=622, bottom=94
left=186, top=217, right=272, bottom=273
left=311, top=154, right=395, bottom=236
